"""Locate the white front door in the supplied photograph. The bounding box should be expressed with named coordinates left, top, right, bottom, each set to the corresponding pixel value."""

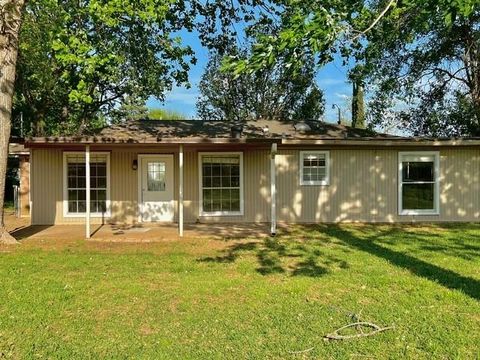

left=139, top=155, right=174, bottom=222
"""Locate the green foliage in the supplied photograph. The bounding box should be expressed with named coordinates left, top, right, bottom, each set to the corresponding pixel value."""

left=13, top=0, right=196, bottom=136
left=197, top=45, right=325, bottom=121
left=0, top=224, right=479, bottom=357
left=221, top=0, right=480, bottom=135
left=353, top=0, right=480, bottom=136
left=147, top=108, right=187, bottom=120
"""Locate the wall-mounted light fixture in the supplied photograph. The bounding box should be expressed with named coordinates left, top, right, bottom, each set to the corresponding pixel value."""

left=132, top=159, right=138, bottom=170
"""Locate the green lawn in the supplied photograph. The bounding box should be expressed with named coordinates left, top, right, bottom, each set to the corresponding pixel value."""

left=0, top=224, right=479, bottom=359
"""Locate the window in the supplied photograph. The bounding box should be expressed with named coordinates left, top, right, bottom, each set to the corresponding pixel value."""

left=63, top=152, right=110, bottom=217
left=300, top=151, right=330, bottom=185
left=199, top=152, right=243, bottom=216
left=398, top=152, right=439, bottom=215
left=147, top=162, right=166, bottom=191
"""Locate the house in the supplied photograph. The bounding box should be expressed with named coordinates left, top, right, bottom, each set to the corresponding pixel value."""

left=24, top=119, right=480, bottom=238
left=8, top=141, right=30, bottom=217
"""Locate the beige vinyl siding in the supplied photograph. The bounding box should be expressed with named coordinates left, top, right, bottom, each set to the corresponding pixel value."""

left=31, top=146, right=271, bottom=225
left=276, top=148, right=480, bottom=223
left=31, top=146, right=480, bottom=225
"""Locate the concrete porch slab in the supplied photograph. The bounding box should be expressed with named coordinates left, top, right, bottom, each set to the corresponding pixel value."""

left=10, top=222, right=271, bottom=242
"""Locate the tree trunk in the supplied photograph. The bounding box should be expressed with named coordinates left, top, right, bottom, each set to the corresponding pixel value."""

left=0, top=0, right=26, bottom=244
left=352, top=80, right=365, bottom=129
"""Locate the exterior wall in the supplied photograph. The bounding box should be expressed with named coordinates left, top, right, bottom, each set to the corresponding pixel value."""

left=276, top=148, right=480, bottom=223
left=19, top=155, right=30, bottom=217
left=31, top=146, right=271, bottom=225
left=31, top=146, right=480, bottom=225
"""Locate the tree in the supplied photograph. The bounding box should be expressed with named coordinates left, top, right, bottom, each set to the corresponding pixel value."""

left=147, top=108, right=187, bottom=120
left=2, top=0, right=238, bottom=243
left=197, top=48, right=325, bottom=121
left=0, top=0, right=26, bottom=244
left=351, top=80, right=365, bottom=129
left=220, top=0, right=478, bottom=135
left=354, top=1, right=480, bottom=136
left=12, top=0, right=197, bottom=136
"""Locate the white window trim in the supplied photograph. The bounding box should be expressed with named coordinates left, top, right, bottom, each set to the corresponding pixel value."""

left=198, top=152, right=244, bottom=217
left=299, top=150, right=330, bottom=186
left=398, top=151, right=440, bottom=216
left=63, top=151, right=111, bottom=218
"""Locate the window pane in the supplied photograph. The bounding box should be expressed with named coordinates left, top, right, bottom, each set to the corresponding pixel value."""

left=97, top=190, right=106, bottom=201
left=212, top=165, right=221, bottom=176
left=302, top=153, right=327, bottom=183
left=201, top=155, right=241, bottom=213
left=402, top=183, right=434, bottom=210
left=231, top=165, right=239, bottom=176
left=78, top=190, right=86, bottom=201
left=211, top=176, right=221, bottom=187
left=77, top=176, right=86, bottom=189
left=231, top=175, right=240, bottom=187
left=97, top=164, right=106, bottom=177
left=231, top=189, right=240, bottom=211
left=221, top=165, right=231, bottom=177
left=221, top=176, right=231, bottom=187
left=68, top=177, right=77, bottom=188
left=68, top=201, right=77, bottom=213
left=78, top=165, right=86, bottom=177
left=78, top=201, right=86, bottom=213
left=303, top=167, right=312, bottom=181
left=68, top=190, right=77, bottom=201
left=203, top=176, right=212, bottom=187
left=147, top=161, right=166, bottom=191
left=221, top=189, right=231, bottom=211
left=97, top=177, right=107, bottom=188
left=203, top=189, right=212, bottom=212
left=402, top=162, right=434, bottom=182
left=66, top=154, right=108, bottom=213
left=211, top=189, right=222, bottom=212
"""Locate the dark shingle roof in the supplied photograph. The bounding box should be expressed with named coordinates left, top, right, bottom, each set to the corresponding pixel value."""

left=25, top=119, right=480, bottom=146
left=95, top=119, right=394, bottom=141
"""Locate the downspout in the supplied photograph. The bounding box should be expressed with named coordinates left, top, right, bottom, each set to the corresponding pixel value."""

left=270, top=143, right=277, bottom=236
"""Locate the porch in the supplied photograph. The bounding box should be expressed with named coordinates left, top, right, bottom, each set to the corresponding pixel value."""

left=6, top=212, right=271, bottom=242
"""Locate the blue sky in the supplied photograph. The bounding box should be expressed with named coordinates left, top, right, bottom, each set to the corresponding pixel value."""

left=147, top=30, right=353, bottom=123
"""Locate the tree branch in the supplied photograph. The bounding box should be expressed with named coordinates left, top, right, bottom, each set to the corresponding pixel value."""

left=351, top=0, right=397, bottom=41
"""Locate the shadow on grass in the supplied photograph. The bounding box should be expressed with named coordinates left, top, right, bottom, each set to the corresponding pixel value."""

left=319, top=225, right=480, bottom=301
left=199, top=236, right=344, bottom=277
left=199, top=224, right=480, bottom=300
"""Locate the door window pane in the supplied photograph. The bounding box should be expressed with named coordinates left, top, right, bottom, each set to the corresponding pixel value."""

left=147, top=162, right=166, bottom=191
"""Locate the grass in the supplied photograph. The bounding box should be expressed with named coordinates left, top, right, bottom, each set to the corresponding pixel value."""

left=0, top=224, right=479, bottom=359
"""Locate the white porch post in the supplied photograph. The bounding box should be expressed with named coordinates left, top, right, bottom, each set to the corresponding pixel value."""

left=179, top=144, right=184, bottom=237
left=85, top=145, right=91, bottom=239
left=270, top=143, right=277, bottom=236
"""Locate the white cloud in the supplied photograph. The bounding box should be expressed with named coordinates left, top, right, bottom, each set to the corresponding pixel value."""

left=164, top=86, right=200, bottom=106
left=334, top=92, right=349, bottom=100
left=318, top=78, right=347, bottom=87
